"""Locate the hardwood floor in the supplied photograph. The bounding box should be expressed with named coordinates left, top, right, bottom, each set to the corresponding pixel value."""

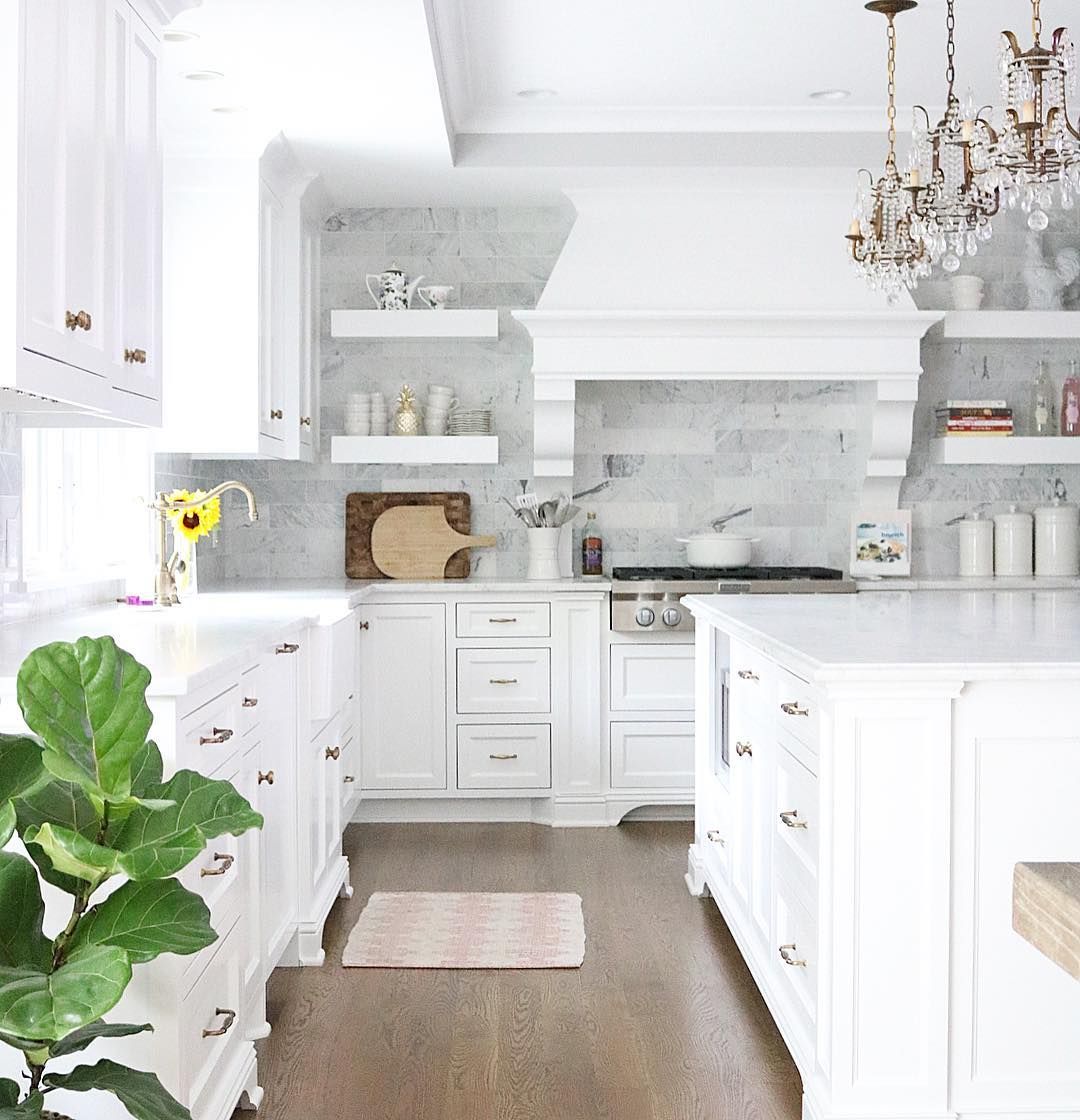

left=244, top=822, right=802, bottom=1120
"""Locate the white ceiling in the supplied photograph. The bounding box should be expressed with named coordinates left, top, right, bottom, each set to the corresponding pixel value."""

left=160, top=0, right=1076, bottom=205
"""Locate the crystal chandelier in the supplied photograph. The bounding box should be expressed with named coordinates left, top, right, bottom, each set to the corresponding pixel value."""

left=907, top=0, right=1000, bottom=271
left=986, top=0, right=1080, bottom=230
left=846, top=1, right=931, bottom=300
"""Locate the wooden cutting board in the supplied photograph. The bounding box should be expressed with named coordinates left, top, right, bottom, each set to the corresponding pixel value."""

left=345, top=492, right=473, bottom=579
left=370, top=506, right=496, bottom=580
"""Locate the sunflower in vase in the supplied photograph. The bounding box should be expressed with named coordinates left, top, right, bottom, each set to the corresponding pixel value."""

left=163, top=489, right=221, bottom=595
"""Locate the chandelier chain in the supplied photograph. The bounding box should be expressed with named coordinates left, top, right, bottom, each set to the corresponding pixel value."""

left=886, top=14, right=897, bottom=165
left=945, top=0, right=956, bottom=96
left=1033, top=0, right=1042, bottom=44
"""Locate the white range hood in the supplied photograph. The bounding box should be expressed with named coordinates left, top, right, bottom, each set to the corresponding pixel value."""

left=514, top=183, right=942, bottom=507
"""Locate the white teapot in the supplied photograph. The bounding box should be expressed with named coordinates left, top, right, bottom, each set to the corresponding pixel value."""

left=366, top=264, right=424, bottom=310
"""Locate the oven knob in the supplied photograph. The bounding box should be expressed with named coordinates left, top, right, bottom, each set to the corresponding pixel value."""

left=662, top=607, right=682, bottom=628
left=635, top=606, right=656, bottom=627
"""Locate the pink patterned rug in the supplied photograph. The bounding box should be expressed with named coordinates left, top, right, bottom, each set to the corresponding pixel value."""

left=341, top=892, right=586, bottom=969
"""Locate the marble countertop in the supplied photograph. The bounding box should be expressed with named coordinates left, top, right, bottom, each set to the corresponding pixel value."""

left=1013, top=863, right=1080, bottom=982
left=684, top=589, right=1080, bottom=681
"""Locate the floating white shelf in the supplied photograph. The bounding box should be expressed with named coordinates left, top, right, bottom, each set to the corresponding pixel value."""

left=330, top=309, right=499, bottom=339
left=930, top=436, right=1080, bottom=465
left=932, top=310, right=1080, bottom=340
left=330, top=435, right=499, bottom=465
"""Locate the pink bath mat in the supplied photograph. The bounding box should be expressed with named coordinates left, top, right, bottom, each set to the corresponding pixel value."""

left=341, top=891, right=586, bottom=969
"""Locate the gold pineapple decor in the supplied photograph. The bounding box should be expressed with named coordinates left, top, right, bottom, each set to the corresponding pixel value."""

left=392, top=383, right=421, bottom=436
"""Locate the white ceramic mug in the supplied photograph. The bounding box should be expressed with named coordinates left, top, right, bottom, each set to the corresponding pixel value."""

left=424, top=410, right=449, bottom=436
left=344, top=415, right=371, bottom=436
left=418, top=285, right=453, bottom=310
left=949, top=275, right=985, bottom=311
left=428, top=385, right=455, bottom=402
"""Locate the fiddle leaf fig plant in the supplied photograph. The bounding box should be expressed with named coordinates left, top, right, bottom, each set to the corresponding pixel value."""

left=0, top=636, right=262, bottom=1120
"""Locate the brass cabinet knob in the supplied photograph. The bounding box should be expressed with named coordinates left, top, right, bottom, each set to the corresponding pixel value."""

left=343, top=775, right=355, bottom=783
left=258, top=770, right=274, bottom=786
left=275, top=642, right=300, bottom=655
left=242, top=697, right=258, bottom=708
left=779, top=944, right=807, bottom=968
left=781, top=702, right=810, bottom=718
left=199, top=727, right=234, bottom=746
left=706, top=830, right=725, bottom=846
left=325, top=745, right=341, bottom=761
left=123, top=348, right=148, bottom=364
left=269, top=408, right=283, bottom=421
left=779, top=810, right=808, bottom=830
left=735, top=741, right=753, bottom=758
left=202, top=1008, right=237, bottom=1038
left=737, top=669, right=759, bottom=681
left=200, top=852, right=235, bottom=878
left=359, top=621, right=370, bottom=631
left=65, top=310, right=92, bottom=331
left=299, top=416, right=312, bottom=427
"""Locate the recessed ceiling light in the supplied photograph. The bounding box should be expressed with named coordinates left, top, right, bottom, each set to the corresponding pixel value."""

left=185, top=69, right=225, bottom=82
left=515, top=87, right=558, bottom=100
left=163, top=28, right=200, bottom=43
left=809, top=88, right=851, bottom=102
left=211, top=105, right=247, bottom=114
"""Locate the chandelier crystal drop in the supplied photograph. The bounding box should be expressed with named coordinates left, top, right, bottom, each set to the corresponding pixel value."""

left=985, top=0, right=1080, bottom=230
left=907, top=0, right=1000, bottom=272
left=846, top=1, right=931, bottom=301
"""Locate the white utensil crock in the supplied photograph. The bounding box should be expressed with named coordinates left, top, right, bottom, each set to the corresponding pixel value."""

left=1035, top=500, right=1080, bottom=576
left=993, top=506, right=1034, bottom=576
left=526, top=527, right=562, bottom=581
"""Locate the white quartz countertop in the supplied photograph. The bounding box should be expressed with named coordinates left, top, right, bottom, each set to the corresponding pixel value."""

left=0, top=577, right=610, bottom=698
left=684, top=589, right=1080, bottom=682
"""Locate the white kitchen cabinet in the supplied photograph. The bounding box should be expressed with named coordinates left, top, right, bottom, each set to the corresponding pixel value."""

left=160, top=135, right=327, bottom=458
left=456, top=725, right=552, bottom=790
left=610, top=642, right=695, bottom=711
left=610, top=721, right=694, bottom=790
left=6, top=0, right=182, bottom=422
left=360, top=603, right=448, bottom=791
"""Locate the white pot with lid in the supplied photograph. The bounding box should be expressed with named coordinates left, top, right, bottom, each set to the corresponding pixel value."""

left=677, top=507, right=759, bottom=568
left=1034, top=498, right=1080, bottom=577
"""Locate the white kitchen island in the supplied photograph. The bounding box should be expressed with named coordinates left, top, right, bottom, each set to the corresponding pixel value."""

left=684, top=590, right=1080, bottom=1120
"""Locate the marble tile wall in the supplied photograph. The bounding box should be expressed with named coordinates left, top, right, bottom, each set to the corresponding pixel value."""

left=157, top=203, right=1080, bottom=582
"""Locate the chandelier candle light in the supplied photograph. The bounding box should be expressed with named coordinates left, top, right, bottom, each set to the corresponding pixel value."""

left=986, top=0, right=1080, bottom=230
left=846, top=0, right=931, bottom=300
left=907, top=0, right=1000, bottom=271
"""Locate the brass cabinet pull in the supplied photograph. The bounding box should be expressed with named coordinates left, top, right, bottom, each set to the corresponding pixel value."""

left=124, top=347, right=147, bottom=364
left=489, top=617, right=518, bottom=624
left=359, top=621, right=370, bottom=631
left=489, top=678, right=518, bottom=685
left=275, top=642, right=300, bottom=655
left=202, top=1008, right=237, bottom=1038
left=779, top=809, right=808, bottom=830
left=781, top=702, right=810, bottom=718
left=343, top=775, right=355, bottom=783
left=242, top=697, right=258, bottom=708
left=706, top=830, right=725, bottom=846
left=488, top=753, right=519, bottom=761
left=779, top=944, right=807, bottom=968
left=325, top=745, right=341, bottom=761
left=199, top=727, right=233, bottom=746
left=300, top=416, right=312, bottom=427
left=737, top=669, right=759, bottom=681
left=269, top=408, right=283, bottom=420
left=257, top=770, right=274, bottom=786
left=65, top=309, right=92, bottom=331
left=200, top=852, right=234, bottom=878
left=735, top=741, right=753, bottom=758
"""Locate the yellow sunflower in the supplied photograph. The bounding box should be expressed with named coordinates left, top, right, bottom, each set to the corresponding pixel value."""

left=165, top=489, right=221, bottom=543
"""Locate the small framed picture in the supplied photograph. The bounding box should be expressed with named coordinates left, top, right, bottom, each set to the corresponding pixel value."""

left=850, top=510, right=912, bottom=578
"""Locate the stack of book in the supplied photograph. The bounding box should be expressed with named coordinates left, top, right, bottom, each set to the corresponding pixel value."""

left=935, top=400, right=1014, bottom=437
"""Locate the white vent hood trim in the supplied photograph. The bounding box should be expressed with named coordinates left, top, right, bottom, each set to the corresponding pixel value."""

left=513, top=185, right=942, bottom=507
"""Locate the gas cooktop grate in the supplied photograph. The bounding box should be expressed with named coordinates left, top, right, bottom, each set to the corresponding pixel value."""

left=611, top=566, right=847, bottom=582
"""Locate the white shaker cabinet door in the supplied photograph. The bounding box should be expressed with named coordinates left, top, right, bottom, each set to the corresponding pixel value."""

left=360, top=603, right=447, bottom=790
left=258, top=177, right=286, bottom=449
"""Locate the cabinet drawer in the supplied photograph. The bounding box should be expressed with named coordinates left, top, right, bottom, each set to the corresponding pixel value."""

left=456, top=602, right=551, bottom=639
left=610, top=721, right=694, bottom=789
left=775, top=744, right=818, bottom=881
left=457, top=649, right=551, bottom=714
left=775, top=664, right=820, bottom=753
left=773, top=873, right=818, bottom=1030
left=610, top=643, right=694, bottom=711
left=727, top=639, right=776, bottom=722
left=179, top=685, right=241, bottom=775
left=456, top=725, right=551, bottom=790
left=181, top=918, right=245, bottom=1119
left=239, top=665, right=261, bottom=737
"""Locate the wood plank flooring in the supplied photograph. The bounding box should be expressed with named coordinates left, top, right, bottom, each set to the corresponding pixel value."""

left=243, top=822, right=802, bottom=1120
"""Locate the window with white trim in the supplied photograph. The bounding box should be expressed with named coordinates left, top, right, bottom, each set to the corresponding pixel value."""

left=20, top=428, right=154, bottom=587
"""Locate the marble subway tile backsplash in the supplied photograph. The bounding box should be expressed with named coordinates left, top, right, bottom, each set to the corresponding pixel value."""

left=157, top=204, right=1080, bottom=582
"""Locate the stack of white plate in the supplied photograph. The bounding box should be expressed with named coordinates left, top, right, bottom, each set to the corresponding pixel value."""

left=448, top=408, right=493, bottom=435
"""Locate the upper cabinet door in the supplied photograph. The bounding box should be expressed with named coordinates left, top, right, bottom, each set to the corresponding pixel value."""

left=258, top=178, right=286, bottom=449
left=297, top=220, right=319, bottom=456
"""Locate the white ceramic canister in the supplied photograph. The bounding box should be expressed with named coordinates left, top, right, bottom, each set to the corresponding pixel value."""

left=993, top=505, right=1034, bottom=577
left=1034, top=499, right=1080, bottom=577
left=958, top=512, right=994, bottom=578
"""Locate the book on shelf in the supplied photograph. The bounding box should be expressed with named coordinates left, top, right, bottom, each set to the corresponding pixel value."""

left=935, top=408, right=1013, bottom=419
left=936, top=429, right=1014, bottom=437
left=936, top=399, right=1008, bottom=408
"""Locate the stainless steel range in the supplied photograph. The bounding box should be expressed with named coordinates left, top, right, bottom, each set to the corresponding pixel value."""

left=610, top=566, right=857, bottom=633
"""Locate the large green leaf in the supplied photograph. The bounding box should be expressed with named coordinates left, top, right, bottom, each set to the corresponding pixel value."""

left=0, top=804, right=14, bottom=848
left=49, top=1019, right=152, bottom=1058
left=70, top=880, right=217, bottom=964
left=14, top=777, right=102, bottom=895
left=113, top=770, right=261, bottom=880
left=0, top=854, right=51, bottom=972
left=0, top=946, right=131, bottom=1042
left=0, top=736, right=46, bottom=804
left=0, top=1080, right=18, bottom=1108
left=129, top=741, right=164, bottom=798
left=0, top=1091, right=43, bottom=1120
left=21, top=824, right=119, bottom=888
left=16, top=637, right=152, bottom=805
left=45, top=1060, right=190, bottom=1120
